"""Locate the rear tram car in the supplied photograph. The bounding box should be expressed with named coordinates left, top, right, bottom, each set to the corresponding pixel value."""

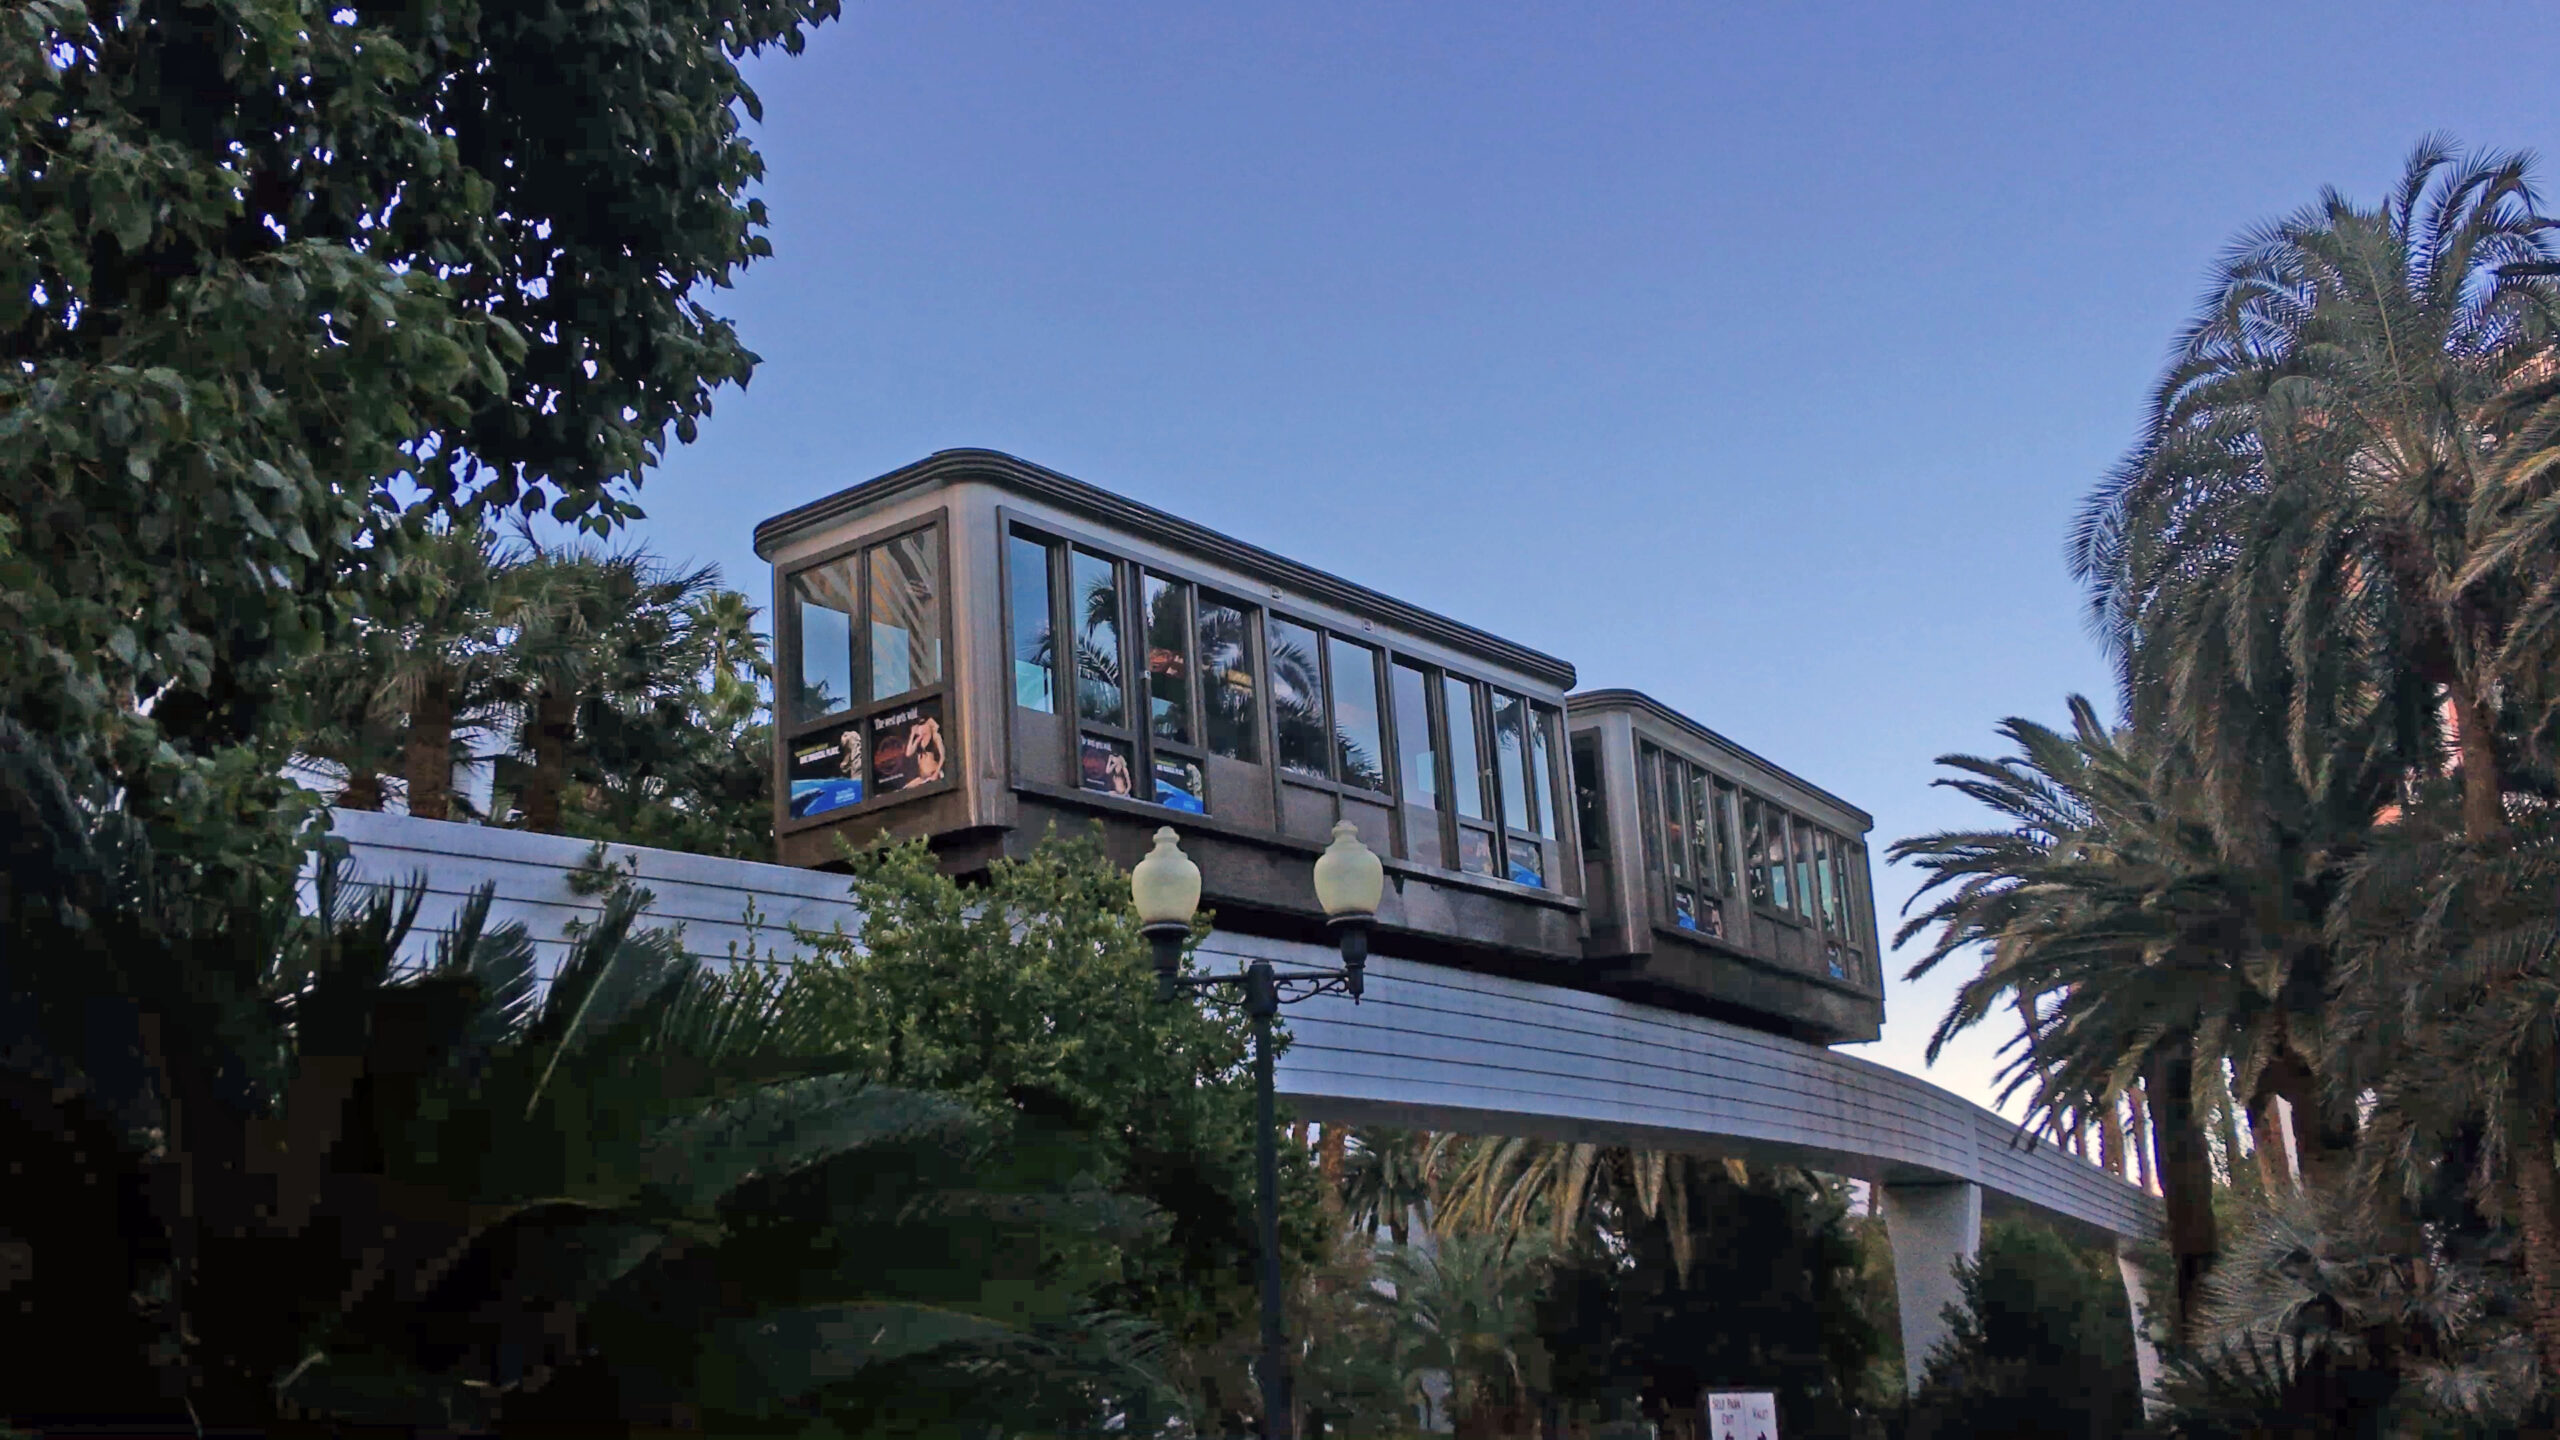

left=753, top=450, right=1883, bottom=1044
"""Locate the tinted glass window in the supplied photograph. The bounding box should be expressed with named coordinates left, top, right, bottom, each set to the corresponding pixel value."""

left=1815, top=831, right=1841, bottom=932
left=1508, top=838, right=1544, bottom=888
left=1743, top=796, right=1773, bottom=908
left=1269, top=617, right=1330, bottom=778
left=1199, top=593, right=1259, bottom=761
left=1688, top=767, right=1716, bottom=892
left=868, top=529, right=942, bottom=700
left=1528, top=705, right=1558, bottom=839
left=1329, top=638, right=1386, bottom=791
left=1713, top=780, right=1743, bottom=895
left=1637, top=746, right=1663, bottom=879
left=1071, top=550, right=1123, bottom=724
left=1143, top=574, right=1191, bottom=744
left=1790, top=817, right=1815, bottom=918
left=1444, top=677, right=1486, bottom=820
left=1008, top=534, right=1055, bottom=713
left=1571, top=734, right=1606, bottom=857
left=1493, top=691, right=1531, bottom=833
left=790, top=555, right=860, bottom=722
left=1393, top=663, right=1437, bottom=807
left=1660, top=757, right=1688, bottom=884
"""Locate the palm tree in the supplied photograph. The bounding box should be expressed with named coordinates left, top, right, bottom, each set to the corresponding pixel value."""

left=380, top=518, right=515, bottom=820
left=1893, top=699, right=2344, bottom=1338
left=2073, top=138, right=2559, bottom=843
left=1430, top=1135, right=1736, bottom=1287
left=1373, top=1233, right=1554, bottom=1440
left=498, top=545, right=720, bottom=833
left=1339, top=1127, right=1439, bottom=1247
left=2072, top=137, right=2560, bottom=1368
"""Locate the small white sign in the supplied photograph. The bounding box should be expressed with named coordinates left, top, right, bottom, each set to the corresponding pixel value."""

left=1705, top=1391, right=1777, bottom=1440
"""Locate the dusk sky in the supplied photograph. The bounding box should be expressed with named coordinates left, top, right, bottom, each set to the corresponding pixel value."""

left=634, top=4, right=2560, bottom=1115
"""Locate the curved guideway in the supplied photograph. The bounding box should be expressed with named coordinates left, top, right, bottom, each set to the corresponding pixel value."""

left=1196, top=930, right=2160, bottom=1245
left=318, top=808, right=2164, bottom=1396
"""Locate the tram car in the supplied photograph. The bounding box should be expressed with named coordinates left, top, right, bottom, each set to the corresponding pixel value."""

left=752, top=450, right=1884, bottom=1045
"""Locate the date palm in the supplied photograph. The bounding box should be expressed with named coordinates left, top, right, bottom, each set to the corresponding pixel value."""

left=380, top=518, right=515, bottom=819
left=2074, top=138, right=2557, bottom=842
left=2073, top=136, right=2560, bottom=1367
left=1893, top=699, right=2341, bottom=1338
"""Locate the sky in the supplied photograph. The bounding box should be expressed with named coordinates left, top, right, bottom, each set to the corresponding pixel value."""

left=631, top=3, right=2560, bottom=1118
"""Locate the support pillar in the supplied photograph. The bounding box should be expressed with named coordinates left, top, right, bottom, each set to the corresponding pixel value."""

left=1880, top=1180, right=1981, bottom=1395
left=2116, top=1242, right=2165, bottom=1418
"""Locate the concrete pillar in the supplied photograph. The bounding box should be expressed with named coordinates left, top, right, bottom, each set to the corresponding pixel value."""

left=1880, top=1180, right=1982, bottom=1395
left=2116, top=1243, right=2166, bottom=1418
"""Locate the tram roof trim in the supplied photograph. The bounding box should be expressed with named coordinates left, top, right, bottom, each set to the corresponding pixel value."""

left=753, top=448, right=1579, bottom=690
left=1568, top=688, right=1875, bottom=831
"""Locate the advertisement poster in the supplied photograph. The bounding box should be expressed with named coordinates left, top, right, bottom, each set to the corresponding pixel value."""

left=869, top=697, right=947, bottom=798
left=788, top=721, right=865, bottom=819
left=1080, top=735, right=1134, bottom=798
left=1706, top=1392, right=1777, bottom=1440
left=1153, top=756, right=1206, bottom=814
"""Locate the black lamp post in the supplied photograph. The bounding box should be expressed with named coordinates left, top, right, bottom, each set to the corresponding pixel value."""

left=1132, top=822, right=1383, bottom=1440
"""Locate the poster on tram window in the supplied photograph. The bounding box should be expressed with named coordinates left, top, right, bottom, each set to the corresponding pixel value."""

left=1706, top=1391, right=1777, bottom=1440
left=869, top=696, right=948, bottom=798
left=788, top=720, right=865, bottom=819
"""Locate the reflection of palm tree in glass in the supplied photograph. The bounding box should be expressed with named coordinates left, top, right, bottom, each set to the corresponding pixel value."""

left=1269, top=634, right=1327, bottom=774
left=1073, top=576, right=1123, bottom=721
left=1198, top=604, right=1256, bottom=755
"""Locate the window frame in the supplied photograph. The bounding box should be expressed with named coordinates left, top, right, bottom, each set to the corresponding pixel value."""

left=776, top=511, right=958, bottom=833
left=993, top=511, right=1576, bottom=901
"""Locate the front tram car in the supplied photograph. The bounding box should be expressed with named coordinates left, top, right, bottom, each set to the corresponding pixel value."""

left=753, top=451, right=1884, bottom=1045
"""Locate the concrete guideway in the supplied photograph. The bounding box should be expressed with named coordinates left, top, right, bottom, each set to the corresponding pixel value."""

left=318, top=808, right=2165, bottom=1395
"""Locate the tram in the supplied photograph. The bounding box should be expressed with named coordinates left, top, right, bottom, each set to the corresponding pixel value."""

left=752, top=450, right=1884, bottom=1044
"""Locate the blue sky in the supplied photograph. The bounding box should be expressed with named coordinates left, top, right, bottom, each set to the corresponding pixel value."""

left=636, top=3, right=2560, bottom=1115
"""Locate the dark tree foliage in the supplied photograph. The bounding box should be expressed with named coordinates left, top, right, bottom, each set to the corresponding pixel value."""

left=1904, top=1219, right=2144, bottom=1440
left=0, top=0, right=827, bottom=869
left=1534, top=1164, right=1884, bottom=1437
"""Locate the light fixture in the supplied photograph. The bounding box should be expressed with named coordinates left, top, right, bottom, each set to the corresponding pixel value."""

left=1131, top=826, right=1202, bottom=997
left=1128, top=818, right=1381, bottom=1440
left=1312, top=820, right=1383, bottom=998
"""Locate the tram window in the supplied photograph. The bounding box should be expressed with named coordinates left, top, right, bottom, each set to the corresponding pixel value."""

left=1815, top=830, right=1841, bottom=933
left=1493, top=691, right=1531, bottom=834
left=1529, top=704, right=1559, bottom=840
left=1742, top=796, right=1774, bottom=909
left=1199, top=592, right=1258, bottom=762
left=1713, top=779, right=1743, bottom=894
left=1759, top=805, right=1793, bottom=912
left=1393, top=663, right=1439, bottom=808
left=1008, top=532, right=1056, bottom=713
left=1143, top=574, right=1192, bottom=744
left=1790, top=817, right=1816, bottom=920
left=868, top=528, right=942, bottom=700
left=1445, top=677, right=1487, bottom=822
left=1686, top=767, right=1716, bottom=894
left=1659, top=757, right=1688, bottom=885
left=790, top=555, right=859, bottom=722
left=1570, top=734, right=1606, bottom=858
left=1071, top=549, right=1124, bottom=725
left=1269, top=618, right=1330, bottom=779
left=1329, top=637, right=1387, bottom=791
left=1636, top=745, right=1664, bottom=881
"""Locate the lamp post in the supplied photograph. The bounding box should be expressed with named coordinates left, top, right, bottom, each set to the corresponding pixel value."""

left=1131, top=821, right=1383, bottom=1440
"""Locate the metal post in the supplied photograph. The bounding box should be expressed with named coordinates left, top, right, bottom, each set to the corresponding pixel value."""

left=1249, top=958, right=1291, bottom=1440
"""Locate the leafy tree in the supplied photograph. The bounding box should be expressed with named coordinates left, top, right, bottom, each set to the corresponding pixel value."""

left=1340, top=1126, right=1438, bottom=1247
left=1374, top=1233, right=1555, bottom=1440
left=789, top=831, right=1331, bottom=1429
left=0, top=0, right=830, bottom=873
left=1905, top=1219, right=2144, bottom=1440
